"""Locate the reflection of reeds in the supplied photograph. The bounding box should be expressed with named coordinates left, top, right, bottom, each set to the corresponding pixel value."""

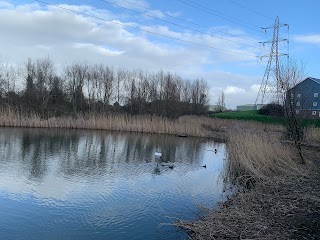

left=225, top=128, right=301, bottom=186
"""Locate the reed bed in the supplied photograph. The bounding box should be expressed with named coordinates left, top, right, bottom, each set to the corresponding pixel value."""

left=305, top=126, right=320, bottom=144
left=0, top=107, right=286, bottom=139
left=224, top=128, right=301, bottom=186
left=176, top=148, right=320, bottom=240
left=177, top=129, right=315, bottom=240
left=0, top=107, right=210, bottom=137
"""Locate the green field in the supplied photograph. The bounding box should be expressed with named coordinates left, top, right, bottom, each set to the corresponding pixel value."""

left=211, top=111, right=320, bottom=127
left=210, top=110, right=286, bottom=125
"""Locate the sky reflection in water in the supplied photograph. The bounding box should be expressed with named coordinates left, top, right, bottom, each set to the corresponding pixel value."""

left=0, top=127, right=226, bottom=240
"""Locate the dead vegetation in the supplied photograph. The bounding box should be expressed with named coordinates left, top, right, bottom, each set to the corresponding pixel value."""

left=176, top=162, right=320, bottom=239
left=176, top=127, right=320, bottom=240
left=0, top=107, right=284, bottom=138
left=0, top=107, right=319, bottom=239
left=0, top=107, right=206, bottom=137
left=224, top=128, right=301, bottom=186
left=305, top=126, right=320, bottom=144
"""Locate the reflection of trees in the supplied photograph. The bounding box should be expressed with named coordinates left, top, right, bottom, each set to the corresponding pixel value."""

left=0, top=127, right=216, bottom=181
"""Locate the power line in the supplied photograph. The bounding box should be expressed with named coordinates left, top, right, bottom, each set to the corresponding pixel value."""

left=235, top=0, right=280, bottom=21
left=33, top=0, right=259, bottom=58
left=175, top=0, right=262, bottom=32
left=97, top=0, right=262, bottom=50
left=114, top=0, right=258, bottom=43
left=226, top=0, right=275, bottom=20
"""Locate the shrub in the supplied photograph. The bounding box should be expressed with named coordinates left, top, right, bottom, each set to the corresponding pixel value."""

left=259, top=103, right=284, bottom=117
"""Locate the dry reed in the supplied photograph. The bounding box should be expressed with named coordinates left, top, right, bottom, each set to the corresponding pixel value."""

left=176, top=148, right=320, bottom=240
left=0, top=107, right=287, bottom=139
left=305, top=126, right=320, bottom=144
left=0, top=107, right=212, bottom=137
left=225, top=127, right=301, bottom=186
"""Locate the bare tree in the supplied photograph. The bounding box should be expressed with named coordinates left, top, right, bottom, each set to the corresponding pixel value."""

left=191, top=79, right=209, bottom=115
left=216, top=91, right=225, bottom=112
left=278, top=60, right=306, bottom=164
left=65, top=63, right=88, bottom=113
left=101, top=65, right=114, bottom=108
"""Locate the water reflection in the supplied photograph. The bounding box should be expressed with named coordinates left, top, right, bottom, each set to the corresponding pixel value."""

left=0, top=128, right=210, bottom=180
left=0, top=127, right=226, bottom=240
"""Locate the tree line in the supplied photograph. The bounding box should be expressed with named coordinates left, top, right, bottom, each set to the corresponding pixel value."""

left=0, top=57, right=209, bottom=118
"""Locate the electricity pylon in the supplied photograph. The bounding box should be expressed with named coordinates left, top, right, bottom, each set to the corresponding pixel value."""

left=255, top=16, right=289, bottom=106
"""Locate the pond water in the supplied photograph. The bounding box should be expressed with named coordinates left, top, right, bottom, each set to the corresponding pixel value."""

left=0, top=127, right=226, bottom=240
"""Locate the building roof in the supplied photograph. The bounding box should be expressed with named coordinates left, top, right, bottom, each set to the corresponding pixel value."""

left=309, top=77, right=320, bottom=85
left=237, top=104, right=264, bottom=107
left=289, top=77, right=320, bottom=91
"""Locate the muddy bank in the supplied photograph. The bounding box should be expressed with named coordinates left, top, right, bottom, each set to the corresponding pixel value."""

left=177, top=146, right=320, bottom=239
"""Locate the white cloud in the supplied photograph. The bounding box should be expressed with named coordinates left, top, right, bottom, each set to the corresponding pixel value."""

left=224, top=85, right=246, bottom=94
left=0, top=1, right=263, bottom=108
left=74, top=43, right=125, bottom=56
left=165, top=11, right=181, bottom=17
left=294, top=34, right=320, bottom=45
left=144, top=9, right=165, bottom=19
left=16, top=2, right=41, bottom=11
left=0, top=0, right=13, bottom=9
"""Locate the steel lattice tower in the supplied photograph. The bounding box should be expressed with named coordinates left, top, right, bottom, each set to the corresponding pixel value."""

left=255, top=16, right=289, bottom=106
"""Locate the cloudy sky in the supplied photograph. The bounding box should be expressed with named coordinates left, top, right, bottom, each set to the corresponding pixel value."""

left=0, top=0, right=319, bottom=108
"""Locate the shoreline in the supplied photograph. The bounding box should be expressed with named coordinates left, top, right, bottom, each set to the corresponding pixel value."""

left=1, top=110, right=319, bottom=239
left=176, top=145, right=320, bottom=239
left=0, top=108, right=234, bottom=138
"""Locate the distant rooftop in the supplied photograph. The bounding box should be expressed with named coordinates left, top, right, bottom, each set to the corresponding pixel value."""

left=309, top=77, right=320, bottom=84
left=238, top=104, right=264, bottom=107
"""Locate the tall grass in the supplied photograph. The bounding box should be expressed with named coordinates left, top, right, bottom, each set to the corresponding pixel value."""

left=305, top=126, right=320, bottom=144
left=0, top=107, right=287, bottom=138
left=225, top=128, right=301, bottom=186
left=0, top=107, right=222, bottom=137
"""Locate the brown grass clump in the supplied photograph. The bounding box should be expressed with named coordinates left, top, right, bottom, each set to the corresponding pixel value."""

left=224, top=128, right=301, bottom=186
left=176, top=140, right=320, bottom=240
left=305, top=126, right=320, bottom=144
left=176, top=148, right=320, bottom=240
left=176, top=169, right=320, bottom=239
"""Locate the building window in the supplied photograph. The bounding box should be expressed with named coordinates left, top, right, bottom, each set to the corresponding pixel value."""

left=313, top=102, right=318, bottom=107
left=296, top=102, right=300, bottom=107
left=314, top=93, right=319, bottom=97
left=312, top=111, right=317, bottom=116
left=297, top=93, right=301, bottom=98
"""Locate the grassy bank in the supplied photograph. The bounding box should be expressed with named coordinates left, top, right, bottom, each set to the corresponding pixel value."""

left=212, top=110, right=320, bottom=127
left=177, top=155, right=320, bottom=239
left=211, top=110, right=286, bottom=125
left=176, top=125, right=320, bottom=239
left=0, top=107, right=285, bottom=138
left=225, top=128, right=301, bottom=186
